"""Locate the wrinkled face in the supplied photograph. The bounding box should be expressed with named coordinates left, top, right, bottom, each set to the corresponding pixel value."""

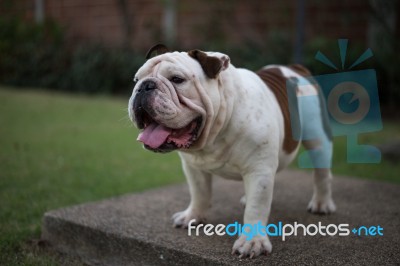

left=128, top=50, right=229, bottom=153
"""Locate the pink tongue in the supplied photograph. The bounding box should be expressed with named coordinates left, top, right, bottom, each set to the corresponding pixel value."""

left=137, top=123, right=172, bottom=149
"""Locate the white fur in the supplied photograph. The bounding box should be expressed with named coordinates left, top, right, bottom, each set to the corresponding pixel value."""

left=129, top=53, right=335, bottom=258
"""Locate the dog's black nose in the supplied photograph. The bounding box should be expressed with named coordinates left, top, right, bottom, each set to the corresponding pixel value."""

left=137, top=80, right=156, bottom=93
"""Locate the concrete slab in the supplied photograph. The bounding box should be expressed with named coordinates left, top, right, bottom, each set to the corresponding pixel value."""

left=42, top=170, right=400, bottom=265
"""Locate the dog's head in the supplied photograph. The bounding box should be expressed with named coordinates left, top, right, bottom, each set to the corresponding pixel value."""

left=128, top=44, right=230, bottom=153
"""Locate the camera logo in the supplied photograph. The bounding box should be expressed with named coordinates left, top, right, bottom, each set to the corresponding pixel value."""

left=327, top=81, right=370, bottom=125
left=287, top=39, right=382, bottom=167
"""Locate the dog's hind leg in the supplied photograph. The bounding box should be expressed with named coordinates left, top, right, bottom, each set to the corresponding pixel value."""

left=303, top=139, right=336, bottom=214
left=298, top=90, right=336, bottom=214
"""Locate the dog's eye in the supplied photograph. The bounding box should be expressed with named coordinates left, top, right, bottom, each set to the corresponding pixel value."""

left=170, top=76, right=185, bottom=84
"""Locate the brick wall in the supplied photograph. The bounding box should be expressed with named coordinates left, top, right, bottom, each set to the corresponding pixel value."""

left=2, top=0, right=372, bottom=50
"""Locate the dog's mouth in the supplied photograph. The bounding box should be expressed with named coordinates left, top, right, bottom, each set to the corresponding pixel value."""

left=135, top=110, right=202, bottom=153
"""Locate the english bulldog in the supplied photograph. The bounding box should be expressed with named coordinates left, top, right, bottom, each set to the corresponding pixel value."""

left=128, top=44, right=336, bottom=258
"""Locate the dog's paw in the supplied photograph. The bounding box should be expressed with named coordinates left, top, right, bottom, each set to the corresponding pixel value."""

left=307, top=196, right=336, bottom=214
left=172, top=208, right=205, bottom=228
left=232, top=235, right=272, bottom=259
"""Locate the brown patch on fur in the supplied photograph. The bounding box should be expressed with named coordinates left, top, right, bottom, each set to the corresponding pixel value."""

left=288, top=64, right=312, bottom=77
left=188, top=50, right=223, bottom=79
left=256, top=68, right=299, bottom=153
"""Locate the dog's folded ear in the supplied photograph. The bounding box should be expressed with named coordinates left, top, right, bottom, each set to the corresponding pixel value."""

left=188, top=50, right=230, bottom=79
left=146, top=44, right=169, bottom=59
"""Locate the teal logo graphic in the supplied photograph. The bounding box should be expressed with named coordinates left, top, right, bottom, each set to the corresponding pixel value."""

left=287, top=39, right=382, bottom=168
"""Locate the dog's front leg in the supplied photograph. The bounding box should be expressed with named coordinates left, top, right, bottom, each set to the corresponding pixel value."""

left=232, top=169, right=275, bottom=258
left=172, top=160, right=212, bottom=228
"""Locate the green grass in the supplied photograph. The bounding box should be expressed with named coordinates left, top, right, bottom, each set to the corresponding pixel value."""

left=0, top=87, right=184, bottom=265
left=0, top=87, right=399, bottom=265
left=330, top=124, right=400, bottom=183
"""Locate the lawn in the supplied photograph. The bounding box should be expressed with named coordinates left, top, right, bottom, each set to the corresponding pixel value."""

left=0, top=87, right=399, bottom=265
left=0, top=87, right=184, bottom=265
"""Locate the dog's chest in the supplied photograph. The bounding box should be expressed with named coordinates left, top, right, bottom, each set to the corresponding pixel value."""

left=180, top=149, right=243, bottom=180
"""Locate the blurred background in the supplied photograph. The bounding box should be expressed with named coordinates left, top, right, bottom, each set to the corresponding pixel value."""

left=0, top=0, right=399, bottom=265
left=0, top=0, right=399, bottom=107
